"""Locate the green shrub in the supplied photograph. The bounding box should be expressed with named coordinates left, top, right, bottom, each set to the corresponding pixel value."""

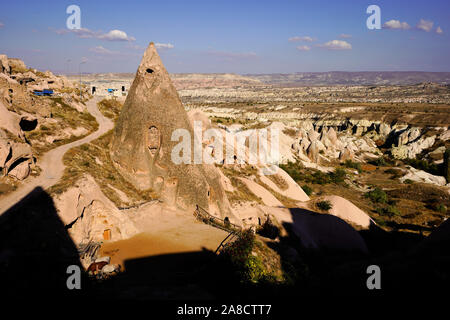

left=316, top=200, right=332, bottom=211
left=330, top=168, right=347, bottom=184
left=243, top=255, right=267, bottom=282
left=377, top=205, right=401, bottom=217
left=302, top=185, right=313, bottom=196
left=310, top=170, right=330, bottom=185
left=344, top=160, right=362, bottom=173
left=279, top=161, right=304, bottom=182
left=433, top=203, right=447, bottom=213
left=365, top=187, right=388, bottom=203
left=220, top=229, right=268, bottom=283
left=369, top=157, right=387, bottom=167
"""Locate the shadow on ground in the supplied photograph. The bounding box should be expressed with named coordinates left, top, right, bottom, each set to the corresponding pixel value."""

left=1, top=190, right=449, bottom=300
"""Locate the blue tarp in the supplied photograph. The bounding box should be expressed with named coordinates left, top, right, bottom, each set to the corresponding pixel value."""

left=33, top=89, right=53, bottom=96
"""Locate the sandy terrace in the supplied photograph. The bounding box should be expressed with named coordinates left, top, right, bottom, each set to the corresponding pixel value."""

left=100, top=202, right=228, bottom=268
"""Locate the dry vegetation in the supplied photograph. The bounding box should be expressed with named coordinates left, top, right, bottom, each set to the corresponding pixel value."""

left=48, top=130, right=156, bottom=207
left=25, top=97, right=98, bottom=155
left=97, top=98, right=123, bottom=121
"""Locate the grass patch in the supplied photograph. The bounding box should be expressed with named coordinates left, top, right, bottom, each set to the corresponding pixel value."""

left=266, top=174, right=289, bottom=190
left=226, top=177, right=263, bottom=205
left=282, top=128, right=298, bottom=138
left=97, top=98, right=123, bottom=121
left=280, top=162, right=347, bottom=186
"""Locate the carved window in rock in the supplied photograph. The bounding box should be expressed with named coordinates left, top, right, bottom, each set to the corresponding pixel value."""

left=147, top=126, right=161, bottom=156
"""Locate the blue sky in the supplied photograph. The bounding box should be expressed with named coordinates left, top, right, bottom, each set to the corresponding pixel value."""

left=0, top=0, right=449, bottom=74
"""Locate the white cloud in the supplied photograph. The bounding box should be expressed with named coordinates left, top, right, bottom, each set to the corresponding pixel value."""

left=383, top=20, right=411, bottom=30
left=296, top=45, right=311, bottom=51
left=98, top=29, right=135, bottom=42
left=339, top=33, right=352, bottom=38
left=155, top=43, right=174, bottom=50
left=53, top=27, right=135, bottom=41
left=416, top=19, right=434, bottom=32
left=89, top=46, right=119, bottom=55
left=289, top=36, right=315, bottom=42
left=318, top=40, right=352, bottom=50
left=436, top=26, right=443, bottom=34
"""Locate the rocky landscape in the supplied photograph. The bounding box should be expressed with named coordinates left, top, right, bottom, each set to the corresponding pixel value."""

left=1, top=45, right=450, bottom=299
left=0, top=54, right=95, bottom=194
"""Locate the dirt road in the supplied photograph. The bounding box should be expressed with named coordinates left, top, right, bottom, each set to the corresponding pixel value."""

left=0, top=97, right=113, bottom=214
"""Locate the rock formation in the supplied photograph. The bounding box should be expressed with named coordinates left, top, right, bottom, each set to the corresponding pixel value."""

left=444, top=148, right=450, bottom=183
left=54, top=175, right=139, bottom=244
left=110, top=42, right=234, bottom=219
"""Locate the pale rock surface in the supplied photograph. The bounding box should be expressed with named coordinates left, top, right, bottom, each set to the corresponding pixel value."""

left=0, top=135, right=11, bottom=169
left=400, top=166, right=447, bottom=186
left=310, top=195, right=373, bottom=228
left=7, top=161, right=30, bottom=180
left=54, top=175, right=139, bottom=244
left=237, top=177, right=283, bottom=207
left=0, top=99, right=23, bottom=139
left=258, top=166, right=310, bottom=202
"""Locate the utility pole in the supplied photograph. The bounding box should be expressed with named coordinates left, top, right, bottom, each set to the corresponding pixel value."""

left=79, top=60, right=86, bottom=102
left=66, top=59, right=71, bottom=76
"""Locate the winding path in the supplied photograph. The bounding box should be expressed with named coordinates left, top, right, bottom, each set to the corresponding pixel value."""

left=0, top=97, right=114, bottom=214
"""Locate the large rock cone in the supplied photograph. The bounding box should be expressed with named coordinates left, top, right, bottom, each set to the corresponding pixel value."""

left=110, top=42, right=233, bottom=219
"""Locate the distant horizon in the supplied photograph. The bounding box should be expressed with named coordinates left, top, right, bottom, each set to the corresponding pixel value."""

left=1, top=0, right=449, bottom=74
left=60, top=70, right=450, bottom=75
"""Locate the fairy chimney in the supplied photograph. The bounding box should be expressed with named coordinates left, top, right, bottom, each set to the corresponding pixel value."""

left=110, top=42, right=234, bottom=219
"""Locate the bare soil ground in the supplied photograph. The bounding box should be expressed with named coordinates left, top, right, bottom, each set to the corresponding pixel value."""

left=100, top=205, right=229, bottom=269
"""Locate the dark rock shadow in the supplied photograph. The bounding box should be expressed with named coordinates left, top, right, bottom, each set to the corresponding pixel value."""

left=93, top=249, right=218, bottom=300
left=264, top=207, right=450, bottom=296
left=0, top=187, right=86, bottom=300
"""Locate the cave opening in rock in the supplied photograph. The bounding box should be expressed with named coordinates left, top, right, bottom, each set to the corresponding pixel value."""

left=146, top=68, right=154, bottom=74
left=19, top=118, right=38, bottom=131
left=147, top=126, right=160, bottom=155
